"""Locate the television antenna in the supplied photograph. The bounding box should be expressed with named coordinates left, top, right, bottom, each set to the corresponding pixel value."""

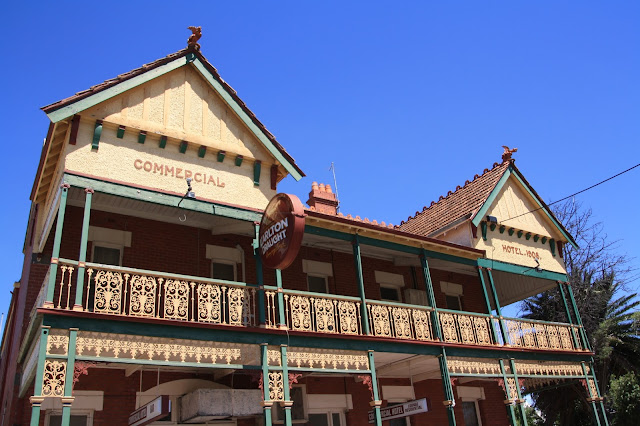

left=329, top=162, right=341, bottom=213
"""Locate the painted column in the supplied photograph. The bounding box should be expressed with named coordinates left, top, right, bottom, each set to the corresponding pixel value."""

left=498, top=359, right=518, bottom=426
left=253, top=223, right=266, bottom=325
left=420, top=251, right=442, bottom=340
left=352, top=235, right=370, bottom=335
left=566, top=283, right=592, bottom=351
left=437, top=348, right=457, bottom=426
left=72, top=188, right=94, bottom=311
left=260, top=344, right=273, bottom=426
left=280, top=345, right=292, bottom=426
left=557, top=281, right=580, bottom=349
left=486, top=269, right=510, bottom=345
left=275, top=270, right=286, bottom=329
left=477, top=266, right=499, bottom=344
left=44, top=183, right=71, bottom=306
left=581, top=362, right=602, bottom=426
left=367, top=351, right=382, bottom=426
left=589, top=361, right=609, bottom=426
left=29, top=326, right=50, bottom=426
left=508, top=359, right=528, bottom=426
left=61, top=328, right=78, bottom=426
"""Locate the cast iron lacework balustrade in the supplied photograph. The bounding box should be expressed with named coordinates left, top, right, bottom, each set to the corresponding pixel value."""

left=499, top=317, right=581, bottom=351
left=47, top=260, right=256, bottom=326
left=366, top=300, right=434, bottom=341
left=267, top=347, right=369, bottom=370
left=438, top=309, right=494, bottom=346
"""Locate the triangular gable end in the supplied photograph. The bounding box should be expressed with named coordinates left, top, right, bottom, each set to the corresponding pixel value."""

left=42, top=49, right=304, bottom=181
left=471, top=164, right=577, bottom=249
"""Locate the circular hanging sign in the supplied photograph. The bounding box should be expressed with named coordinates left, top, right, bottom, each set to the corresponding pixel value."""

left=259, top=193, right=306, bottom=270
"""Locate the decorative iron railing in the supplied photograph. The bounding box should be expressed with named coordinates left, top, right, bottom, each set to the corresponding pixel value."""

left=367, top=300, right=434, bottom=341
left=49, top=259, right=257, bottom=327
left=40, top=260, right=586, bottom=352
left=499, top=317, right=582, bottom=351
left=438, top=309, right=496, bottom=346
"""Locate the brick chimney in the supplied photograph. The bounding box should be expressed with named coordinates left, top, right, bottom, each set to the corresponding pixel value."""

left=307, top=182, right=339, bottom=215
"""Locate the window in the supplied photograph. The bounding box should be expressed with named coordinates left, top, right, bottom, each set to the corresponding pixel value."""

left=46, top=411, right=92, bottom=426
left=206, top=245, right=243, bottom=282
left=212, top=261, right=236, bottom=281
left=462, top=401, right=481, bottom=426
left=375, top=271, right=404, bottom=302
left=274, top=386, right=307, bottom=423
left=380, top=286, right=401, bottom=301
left=88, top=226, right=131, bottom=265
left=303, top=260, right=333, bottom=294
left=308, top=412, right=344, bottom=426
left=457, top=386, right=485, bottom=426
left=92, top=245, right=121, bottom=266
left=440, top=281, right=463, bottom=311
left=308, top=275, right=329, bottom=293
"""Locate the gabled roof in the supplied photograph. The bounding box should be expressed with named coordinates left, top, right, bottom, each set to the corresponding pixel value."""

left=397, top=159, right=577, bottom=248
left=41, top=46, right=304, bottom=180
left=398, top=161, right=510, bottom=236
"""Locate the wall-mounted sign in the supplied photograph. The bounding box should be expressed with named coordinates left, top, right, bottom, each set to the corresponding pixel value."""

left=259, top=193, right=306, bottom=270
left=129, top=396, right=170, bottom=426
left=368, top=398, right=429, bottom=423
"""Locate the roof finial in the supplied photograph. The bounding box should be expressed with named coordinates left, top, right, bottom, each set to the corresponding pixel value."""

left=187, top=26, right=202, bottom=50
left=501, top=146, right=518, bottom=162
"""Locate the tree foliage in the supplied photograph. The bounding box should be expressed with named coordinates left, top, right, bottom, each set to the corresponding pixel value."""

left=609, top=372, right=640, bottom=426
left=521, top=200, right=639, bottom=425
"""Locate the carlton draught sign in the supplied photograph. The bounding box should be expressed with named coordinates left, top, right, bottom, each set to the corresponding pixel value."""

left=259, top=193, right=306, bottom=270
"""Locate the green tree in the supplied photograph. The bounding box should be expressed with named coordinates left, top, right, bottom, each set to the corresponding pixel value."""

left=609, top=372, right=640, bottom=426
left=521, top=201, right=639, bottom=425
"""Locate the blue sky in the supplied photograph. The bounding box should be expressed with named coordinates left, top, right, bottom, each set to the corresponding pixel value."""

left=0, top=1, right=638, bottom=321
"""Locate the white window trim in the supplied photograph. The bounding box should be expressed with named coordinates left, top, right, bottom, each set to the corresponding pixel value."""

left=45, top=409, right=94, bottom=426
left=458, top=386, right=485, bottom=426
left=211, top=259, right=237, bottom=282
left=88, top=226, right=132, bottom=247
left=461, top=400, right=483, bottom=426
left=375, top=271, right=405, bottom=302
left=302, top=260, right=333, bottom=277
left=91, top=242, right=124, bottom=266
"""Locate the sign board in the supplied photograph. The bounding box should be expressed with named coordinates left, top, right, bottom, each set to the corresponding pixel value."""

left=259, top=193, right=306, bottom=270
left=129, top=396, right=170, bottom=426
left=368, top=398, right=429, bottom=423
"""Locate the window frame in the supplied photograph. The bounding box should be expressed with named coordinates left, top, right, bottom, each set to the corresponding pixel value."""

left=211, top=259, right=237, bottom=282
left=379, top=285, right=401, bottom=302
left=307, top=410, right=346, bottom=426
left=461, top=400, right=483, bottom=426
left=45, top=409, right=93, bottom=426
left=273, top=384, right=308, bottom=424
left=91, top=242, right=123, bottom=266
left=307, top=273, right=329, bottom=294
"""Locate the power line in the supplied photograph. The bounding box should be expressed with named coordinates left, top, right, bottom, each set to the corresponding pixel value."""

left=502, top=162, right=640, bottom=223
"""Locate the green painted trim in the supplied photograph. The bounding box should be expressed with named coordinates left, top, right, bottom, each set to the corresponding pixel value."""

left=138, top=131, right=146, bottom=144
left=235, top=155, right=243, bottom=166
left=499, top=225, right=506, bottom=234
left=159, top=136, right=167, bottom=149
left=420, top=252, right=442, bottom=339
left=33, top=327, right=50, bottom=397
left=486, top=268, right=510, bottom=346
left=254, top=224, right=266, bottom=325
left=63, top=173, right=262, bottom=222
left=525, top=232, right=531, bottom=240
left=198, top=145, right=206, bottom=158
left=510, top=172, right=577, bottom=249
left=481, top=222, right=487, bottom=241
left=217, top=150, right=225, bottom=162
left=253, top=161, right=261, bottom=186
left=508, top=228, right=515, bottom=236
left=46, top=186, right=69, bottom=303
left=439, top=348, right=457, bottom=426
left=74, top=190, right=93, bottom=308
left=91, top=120, right=102, bottom=150
left=63, top=330, right=78, bottom=396
left=472, top=168, right=512, bottom=228
left=117, top=125, right=125, bottom=138
left=541, top=236, right=547, bottom=244
left=557, top=282, right=580, bottom=349
left=499, top=359, right=518, bottom=426
left=304, top=225, right=478, bottom=266
left=179, top=140, right=188, bottom=153
left=534, top=235, right=539, bottom=242
left=46, top=56, right=188, bottom=123
left=280, top=345, right=292, bottom=424
left=367, top=351, right=383, bottom=426
left=191, top=58, right=303, bottom=181
left=477, top=268, right=499, bottom=343
left=517, top=230, right=523, bottom=238
left=260, top=344, right=271, bottom=402
left=549, top=239, right=556, bottom=256
left=75, top=355, right=259, bottom=370
left=490, top=223, right=497, bottom=232
left=353, top=236, right=371, bottom=335
left=509, top=358, right=529, bottom=426
left=477, top=258, right=568, bottom=282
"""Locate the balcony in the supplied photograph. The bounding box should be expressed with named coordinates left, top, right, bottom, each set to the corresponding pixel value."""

left=39, top=259, right=586, bottom=354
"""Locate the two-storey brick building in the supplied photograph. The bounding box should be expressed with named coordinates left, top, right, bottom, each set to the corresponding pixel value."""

left=0, top=42, right=608, bottom=426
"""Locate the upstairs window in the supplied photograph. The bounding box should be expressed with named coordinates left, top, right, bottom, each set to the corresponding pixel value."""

left=207, top=245, right=243, bottom=282
left=303, top=260, right=333, bottom=294
left=440, top=281, right=463, bottom=311
left=375, top=271, right=405, bottom=303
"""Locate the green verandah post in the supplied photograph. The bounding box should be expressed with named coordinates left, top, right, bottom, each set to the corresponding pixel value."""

left=499, top=359, right=518, bottom=426
left=367, top=350, right=382, bottom=426
left=60, top=328, right=78, bottom=426
left=73, top=188, right=94, bottom=311
left=280, top=345, right=292, bottom=426
left=29, top=326, right=50, bottom=426
left=557, top=281, right=580, bottom=349
left=438, top=347, right=457, bottom=426
left=45, top=184, right=70, bottom=306
left=353, top=235, right=370, bottom=335
left=508, top=358, right=528, bottom=426
left=420, top=251, right=442, bottom=340
left=253, top=223, right=266, bottom=325
left=477, top=266, right=500, bottom=343
left=260, top=344, right=273, bottom=426
left=581, top=362, right=603, bottom=426
left=486, top=268, right=510, bottom=346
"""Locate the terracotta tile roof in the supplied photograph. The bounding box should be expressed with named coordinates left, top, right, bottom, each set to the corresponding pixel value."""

left=397, top=160, right=512, bottom=237
left=41, top=46, right=304, bottom=178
